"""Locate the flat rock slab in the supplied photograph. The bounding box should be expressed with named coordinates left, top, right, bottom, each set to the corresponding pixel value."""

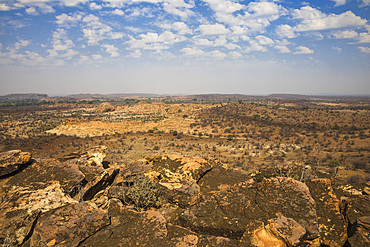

left=82, top=205, right=169, bottom=246
left=0, top=150, right=31, bottom=177
left=197, top=161, right=249, bottom=197
left=6, top=159, right=85, bottom=194
left=306, top=178, right=347, bottom=246
left=179, top=177, right=319, bottom=241
left=27, top=201, right=109, bottom=247
left=0, top=181, right=76, bottom=245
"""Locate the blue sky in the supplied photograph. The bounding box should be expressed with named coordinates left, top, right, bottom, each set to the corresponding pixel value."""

left=0, top=0, right=369, bottom=95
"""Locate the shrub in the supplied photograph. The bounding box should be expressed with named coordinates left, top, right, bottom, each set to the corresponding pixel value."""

left=123, top=175, right=163, bottom=211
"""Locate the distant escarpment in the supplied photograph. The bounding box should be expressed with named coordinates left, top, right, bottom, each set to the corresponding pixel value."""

left=0, top=148, right=369, bottom=246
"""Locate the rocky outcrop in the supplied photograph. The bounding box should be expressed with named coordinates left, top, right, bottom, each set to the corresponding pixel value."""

left=25, top=202, right=109, bottom=247
left=0, top=150, right=31, bottom=177
left=59, top=146, right=107, bottom=166
left=94, top=102, right=116, bottom=113
left=1, top=149, right=369, bottom=246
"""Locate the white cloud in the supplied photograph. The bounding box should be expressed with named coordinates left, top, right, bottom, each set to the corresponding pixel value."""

left=25, top=7, right=38, bottom=15
left=210, top=50, right=227, bottom=59
left=255, top=35, right=274, bottom=45
left=60, top=49, right=79, bottom=59
left=56, top=13, right=83, bottom=27
left=77, top=55, right=89, bottom=64
left=332, top=46, right=342, bottom=52
left=331, top=0, right=346, bottom=6
left=199, top=23, right=230, bottom=35
left=102, top=44, right=119, bottom=57
left=180, top=47, right=205, bottom=56
left=128, top=49, right=142, bottom=58
left=128, top=31, right=186, bottom=50
left=171, top=22, right=192, bottom=35
left=358, top=46, right=370, bottom=53
left=112, top=9, right=125, bottom=16
left=245, top=40, right=267, bottom=53
left=294, top=7, right=367, bottom=32
left=274, top=45, right=290, bottom=53
left=194, top=38, right=213, bottom=46
left=332, top=30, right=358, bottom=39
left=0, top=3, right=11, bottom=11
left=229, top=51, right=242, bottom=59
left=52, top=39, right=74, bottom=51
left=90, top=2, right=102, bottom=10
left=358, top=33, right=370, bottom=43
left=293, top=46, right=314, bottom=54
left=360, top=0, right=370, bottom=7
left=15, top=40, right=30, bottom=49
left=276, top=24, right=297, bottom=39
left=92, top=54, right=102, bottom=60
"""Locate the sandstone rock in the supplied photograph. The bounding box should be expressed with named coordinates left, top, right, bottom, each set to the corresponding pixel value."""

left=252, top=164, right=317, bottom=182
left=94, top=102, right=116, bottom=113
left=6, top=159, right=86, bottom=195
left=144, top=155, right=213, bottom=207
left=239, top=221, right=287, bottom=247
left=341, top=195, right=370, bottom=246
left=269, top=214, right=306, bottom=246
left=81, top=167, right=119, bottom=201
left=59, top=146, right=107, bottom=166
left=179, top=177, right=319, bottom=242
left=305, top=178, right=347, bottom=246
left=26, top=201, right=109, bottom=247
left=82, top=204, right=170, bottom=246
left=0, top=181, right=76, bottom=245
left=0, top=150, right=31, bottom=177
left=197, top=160, right=249, bottom=197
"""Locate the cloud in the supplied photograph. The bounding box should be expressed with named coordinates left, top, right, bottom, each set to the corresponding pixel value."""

left=158, top=21, right=193, bottom=35
left=360, top=0, right=370, bottom=7
left=293, top=46, right=314, bottom=54
left=332, top=30, right=358, bottom=39
left=274, top=45, right=290, bottom=53
left=255, top=35, right=274, bottom=45
left=293, top=7, right=367, bottom=32
left=92, top=54, right=102, bottom=60
left=331, top=0, right=346, bottom=7
left=180, top=47, right=205, bottom=56
left=60, top=49, right=79, bottom=59
left=229, top=51, right=242, bottom=59
left=102, top=44, right=119, bottom=57
left=199, top=23, right=230, bottom=35
left=128, top=31, right=186, bottom=50
left=358, top=46, right=370, bottom=53
left=56, top=13, right=83, bottom=27
left=112, top=9, right=125, bottom=16
left=357, top=33, right=370, bottom=43
left=332, top=46, right=342, bottom=52
left=90, top=2, right=102, bottom=10
left=276, top=24, right=297, bottom=39
left=25, top=7, right=38, bottom=15
left=15, top=40, right=30, bottom=49
left=0, top=3, right=11, bottom=11
left=127, top=49, right=142, bottom=58
left=245, top=40, right=267, bottom=53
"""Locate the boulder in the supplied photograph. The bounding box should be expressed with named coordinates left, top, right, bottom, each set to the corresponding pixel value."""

left=179, top=177, right=319, bottom=241
left=144, top=155, right=213, bottom=207
left=59, top=146, right=107, bottom=166
left=305, top=178, right=347, bottom=246
left=82, top=201, right=170, bottom=246
left=197, top=160, right=249, bottom=197
left=341, top=195, right=370, bottom=246
left=26, top=201, right=109, bottom=247
left=0, top=150, right=31, bottom=177
left=6, top=159, right=86, bottom=196
left=252, top=164, right=317, bottom=182
left=0, top=181, right=76, bottom=245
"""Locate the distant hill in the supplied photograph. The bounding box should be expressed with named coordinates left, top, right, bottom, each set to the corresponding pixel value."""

left=0, top=93, right=48, bottom=102
left=65, top=93, right=161, bottom=99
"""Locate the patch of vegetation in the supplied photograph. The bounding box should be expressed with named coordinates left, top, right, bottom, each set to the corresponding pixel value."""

left=123, top=175, right=164, bottom=211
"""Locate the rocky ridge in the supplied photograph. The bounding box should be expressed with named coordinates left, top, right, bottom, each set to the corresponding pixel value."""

left=0, top=148, right=369, bottom=247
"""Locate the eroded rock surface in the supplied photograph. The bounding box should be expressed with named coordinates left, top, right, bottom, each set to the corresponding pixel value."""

left=0, top=150, right=31, bottom=177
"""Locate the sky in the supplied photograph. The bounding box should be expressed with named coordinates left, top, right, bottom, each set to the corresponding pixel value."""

left=0, top=0, right=369, bottom=95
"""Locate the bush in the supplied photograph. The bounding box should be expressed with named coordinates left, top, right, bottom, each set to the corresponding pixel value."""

left=123, top=175, right=163, bottom=211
